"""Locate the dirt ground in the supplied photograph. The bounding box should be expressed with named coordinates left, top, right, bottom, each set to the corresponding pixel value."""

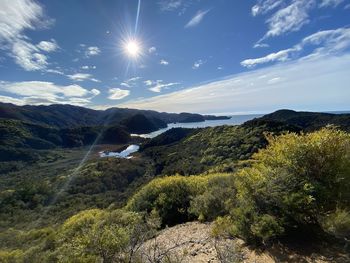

left=139, top=222, right=350, bottom=263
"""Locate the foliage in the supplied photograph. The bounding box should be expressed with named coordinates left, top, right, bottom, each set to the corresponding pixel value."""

left=2, top=111, right=350, bottom=259
left=0, top=151, right=152, bottom=230
left=141, top=122, right=297, bottom=176
left=245, top=109, right=350, bottom=132
left=120, top=113, right=167, bottom=134
left=321, top=208, right=350, bottom=240
left=229, top=127, right=350, bottom=243
left=127, top=175, right=205, bottom=226
left=189, top=175, right=235, bottom=221
left=127, top=174, right=234, bottom=226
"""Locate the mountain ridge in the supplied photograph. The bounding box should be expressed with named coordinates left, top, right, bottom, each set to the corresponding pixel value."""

left=0, top=102, right=229, bottom=129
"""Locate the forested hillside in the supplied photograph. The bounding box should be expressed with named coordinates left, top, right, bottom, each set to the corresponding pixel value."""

left=0, top=102, right=228, bottom=128
left=0, top=110, right=349, bottom=262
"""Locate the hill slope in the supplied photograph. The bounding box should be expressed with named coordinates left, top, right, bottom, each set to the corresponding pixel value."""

left=245, top=109, right=350, bottom=131
left=0, top=102, right=228, bottom=129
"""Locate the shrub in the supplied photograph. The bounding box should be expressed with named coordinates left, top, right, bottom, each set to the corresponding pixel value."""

left=321, top=208, right=350, bottom=240
left=189, top=174, right=236, bottom=221
left=127, top=174, right=233, bottom=226
left=230, top=127, right=350, bottom=243
left=126, top=175, right=207, bottom=226
left=57, top=209, right=159, bottom=263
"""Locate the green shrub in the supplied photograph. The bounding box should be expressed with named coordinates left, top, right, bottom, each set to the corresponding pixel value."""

left=189, top=174, right=236, bottom=221
left=230, top=127, right=350, bottom=243
left=57, top=209, right=158, bottom=263
left=127, top=175, right=208, bottom=226
left=321, top=208, right=350, bottom=240
left=250, top=214, right=284, bottom=242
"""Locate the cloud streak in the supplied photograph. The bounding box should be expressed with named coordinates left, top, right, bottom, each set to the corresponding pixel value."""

left=0, top=0, right=57, bottom=71
left=0, top=81, right=100, bottom=106
left=242, top=27, right=350, bottom=67
left=67, top=73, right=100, bottom=82
left=185, top=10, right=210, bottom=28
left=119, top=54, right=350, bottom=114
left=108, top=88, right=130, bottom=100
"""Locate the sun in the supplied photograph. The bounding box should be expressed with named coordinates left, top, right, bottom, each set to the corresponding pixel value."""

left=124, top=40, right=141, bottom=58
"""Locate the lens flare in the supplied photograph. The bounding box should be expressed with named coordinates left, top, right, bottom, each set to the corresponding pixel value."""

left=124, top=40, right=141, bottom=58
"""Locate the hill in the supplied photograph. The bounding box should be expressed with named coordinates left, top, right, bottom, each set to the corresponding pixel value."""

left=0, top=109, right=349, bottom=262
left=0, top=102, right=228, bottom=129
left=244, top=109, right=350, bottom=131
left=120, top=114, right=167, bottom=134
left=0, top=118, right=131, bottom=163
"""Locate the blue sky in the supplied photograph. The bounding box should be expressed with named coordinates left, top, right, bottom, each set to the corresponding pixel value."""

left=0, top=0, right=350, bottom=114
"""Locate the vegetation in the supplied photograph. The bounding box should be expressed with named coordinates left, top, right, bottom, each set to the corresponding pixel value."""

left=1, top=109, right=350, bottom=261
left=141, top=121, right=300, bottom=175
left=120, top=113, right=167, bottom=134
left=245, top=109, right=350, bottom=132
left=131, top=127, right=350, bottom=245
left=0, top=102, right=226, bottom=128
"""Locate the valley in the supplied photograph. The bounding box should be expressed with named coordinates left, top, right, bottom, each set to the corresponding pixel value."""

left=0, top=104, right=349, bottom=262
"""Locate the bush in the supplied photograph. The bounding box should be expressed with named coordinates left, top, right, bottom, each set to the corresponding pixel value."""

left=127, top=175, right=207, bottom=226
left=230, top=127, right=350, bottom=243
left=321, top=208, right=350, bottom=240
left=127, top=174, right=233, bottom=226
left=57, top=209, right=159, bottom=263
left=189, top=174, right=235, bottom=221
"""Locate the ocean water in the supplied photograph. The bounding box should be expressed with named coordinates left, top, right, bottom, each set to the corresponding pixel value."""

left=134, top=114, right=263, bottom=138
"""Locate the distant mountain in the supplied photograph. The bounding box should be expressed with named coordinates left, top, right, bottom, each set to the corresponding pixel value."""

left=120, top=114, right=167, bottom=134
left=244, top=109, right=350, bottom=131
left=0, top=103, right=228, bottom=129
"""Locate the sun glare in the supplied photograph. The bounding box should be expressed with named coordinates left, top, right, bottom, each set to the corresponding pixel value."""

left=124, top=40, right=141, bottom=58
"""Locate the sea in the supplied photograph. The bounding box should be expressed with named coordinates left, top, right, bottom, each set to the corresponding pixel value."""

left=134, top=114, right=264, bottom=138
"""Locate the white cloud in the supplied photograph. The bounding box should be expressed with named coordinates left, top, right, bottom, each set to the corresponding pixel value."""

left=158, top=0, right=195, bottom=14
left=120, top=82, right=131, bottom=88
left=148, top=46, right=157, bottom=53
left=46, top=68, right=64, bottom=75
left=67, top=73, right=100, bottom=82
left=108, top=88, right=130, bottom=100
left=82, top=46, right=101, bottom=58
left=0, top=0, right=56, bottom=71
left=160, top=59, right=169, bottom=65
left=90, top=89, right=100, bottom=96
left=261, top=0, right=315, bottom=41
left=147, top=80, right=180, bottom=93
left=251, top=0, right=284, bottom=16
left=192, top=59, right=205, bottom=69
left=37, top=40, right=59, bottom=52
left=0, top=81, right=99, bottom=106
left=144, top=80, right=154, bottom=86
left=242, top=27, right=350, bottom=67
left=267, top=77, right=282, bottom=84
left=120, top=77, right=142, bottom=88
left=254, top=43, right=270, bottom=48
left=319, top=0, right=344, bottom=8
left=159, top=0, right=183, bottom=11
left=241, top=48, right=297, bottom=68
left=11, top=39, right=49, bottom=71
left=185, top=10, right=210, bottom=28
left=81, top=65, right=96, bottom=70
left=127, top=76, right=142, bottom=82
left=0, top=0, right=50, bottom=42
left=119, top=54, right=350, bottom=114
left=0, top=95, right=26, bottom=105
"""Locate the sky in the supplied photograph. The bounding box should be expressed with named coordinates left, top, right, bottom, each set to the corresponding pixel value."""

left=0, top=0, right=349, bottom=114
